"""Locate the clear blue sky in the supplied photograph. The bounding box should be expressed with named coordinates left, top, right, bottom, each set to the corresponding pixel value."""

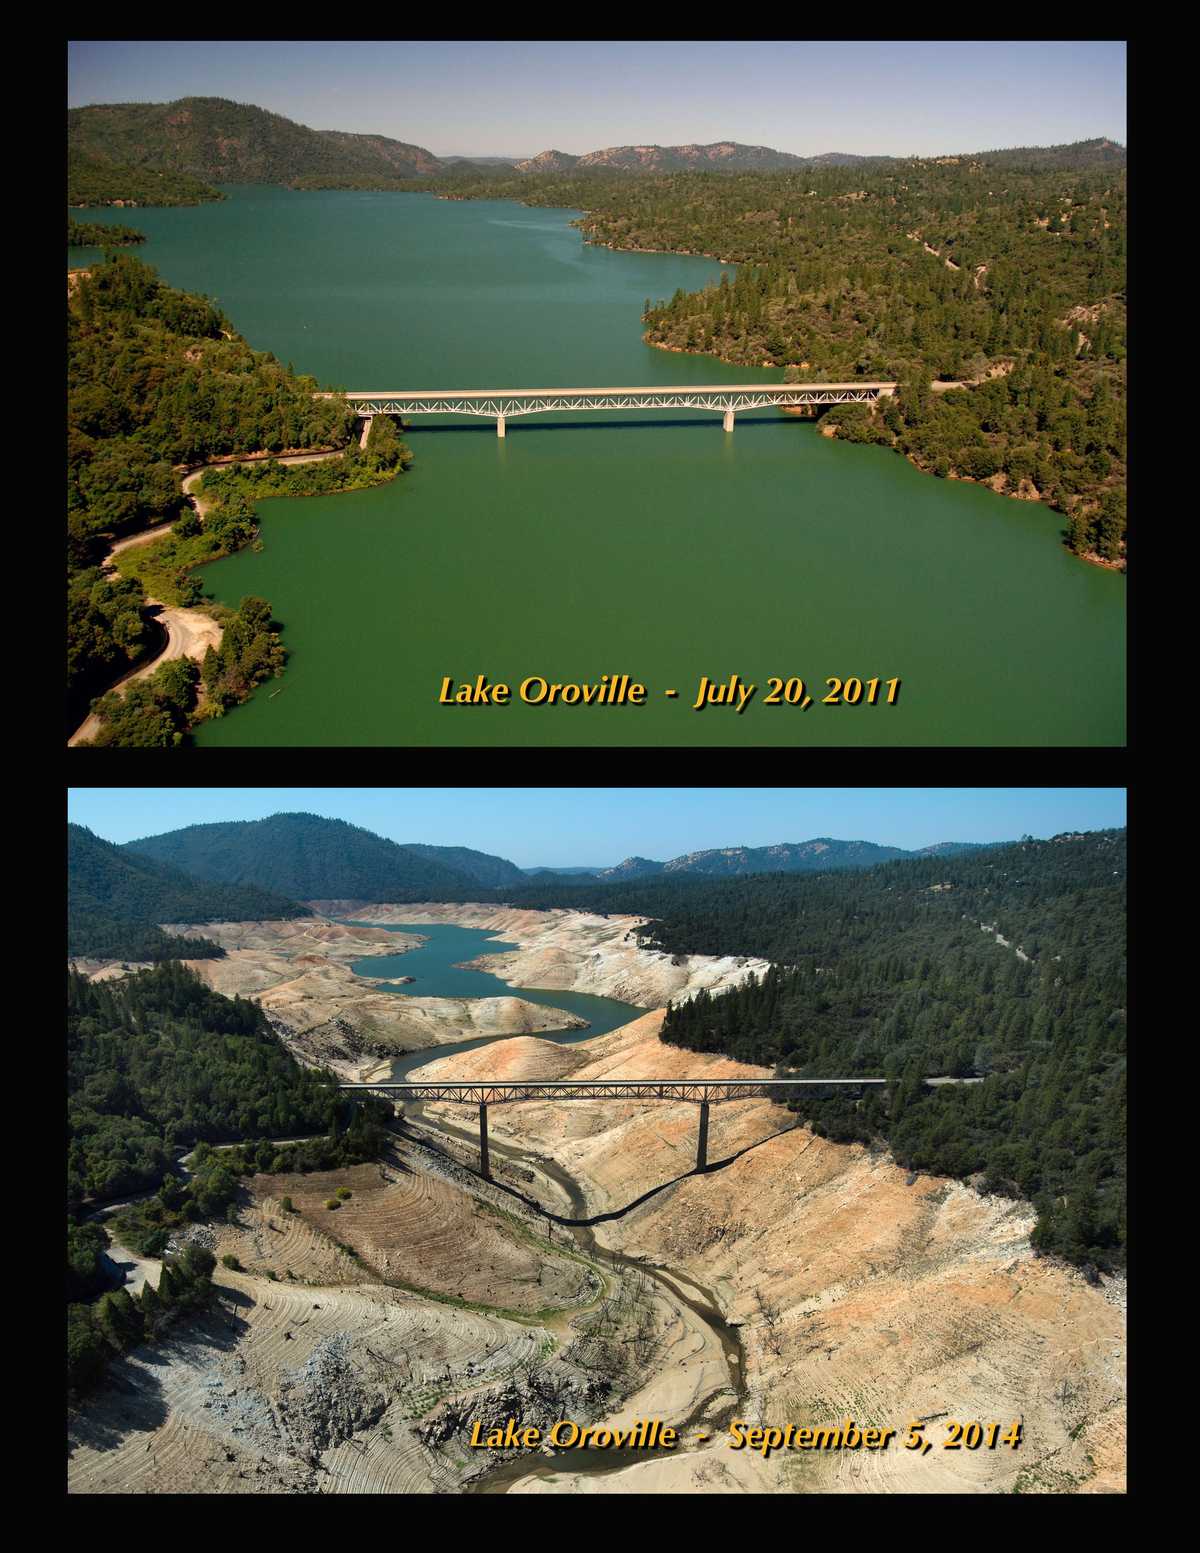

left=67, top=41, right=1126, bottom=158
left=67, top=788, right=1126, bottom=867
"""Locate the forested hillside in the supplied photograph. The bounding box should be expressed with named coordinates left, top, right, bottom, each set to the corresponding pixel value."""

left=401, top=844, right=528, bottom=887
left=69, top=98, right=442, bottom=185
left=410, top=140, right=1126, bottom=564
left=124, top=813, right=484, bottom=899
left=68, top=824, right=308, bottom=961
left=594, top=838, right=986, bottom=880
left=67, top=965, right=391, bottom=1395
left=67, top=253, right=357, bottom=739
left=68, top=148, right=223, bottom=207
left=68, top=218, right=145, bottom=247
left=658, top=831, right=1126, bottom=1271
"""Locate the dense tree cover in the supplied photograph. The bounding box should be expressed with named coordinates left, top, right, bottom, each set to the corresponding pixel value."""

left=68, top=823, right=307, bottom=962
left=68, top=253, right=352, bottom=488
left=68, top=149, right=223, bottom=207
left=66, top=963, right=391, bottom=1395
left=67, top=253, right=354, bottom=731
left=73, top=597, right=289, bottom=747
left=69, top=98, right=440, bottom=185
left=67, top=1222, right=112, bottom=1302
left=410, top=141, right=1125, bottom=563
left=68, top=1243, right=220, bottom=1396
left=67, top=567, right=157, bottom=728
left=68, top=218, right=145, bottom=246
left=123, top=812, right=486, bottom=899
left=67, top=963, right=345, bottom=1210
left=109, top=1099, right=391, bottom=1261
left=658, top=831, right=1125, bottom=1271
left=82, top=657, right=200, bottom=748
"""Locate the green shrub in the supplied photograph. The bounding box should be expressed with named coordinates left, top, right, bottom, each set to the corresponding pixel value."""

left=325, top=1198, right=340, bottom=1210
left=335, top=1187, right=352, bottom=1200
left=220, top=1253, right=241, bottom=1271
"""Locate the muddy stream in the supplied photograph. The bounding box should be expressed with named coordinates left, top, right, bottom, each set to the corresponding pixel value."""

left=400, top=1093, right=748, bottom=1492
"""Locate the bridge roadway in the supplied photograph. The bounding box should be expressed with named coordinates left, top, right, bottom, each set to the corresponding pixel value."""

left=319, top=383, right=897, bottom=438
left=341, top=1077, right=889, bottom=1179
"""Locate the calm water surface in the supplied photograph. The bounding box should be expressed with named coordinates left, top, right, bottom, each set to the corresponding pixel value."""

left=72, top=190, right=1125, bottom=745
left=341, top=921, right=644, bottom=1080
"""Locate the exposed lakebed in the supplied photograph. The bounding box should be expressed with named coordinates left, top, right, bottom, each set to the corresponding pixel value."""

left=342, top=920, right=645, bottom=1079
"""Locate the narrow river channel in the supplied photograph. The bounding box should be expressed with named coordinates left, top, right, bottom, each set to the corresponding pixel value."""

left=340, top=918, right=747, bottom=1489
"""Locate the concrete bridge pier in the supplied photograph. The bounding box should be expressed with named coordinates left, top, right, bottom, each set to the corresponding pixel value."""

left=359, top=415, right=374, bottom=450
left=723, top=409, right=735, bottom=433
left=496, top=415, right=506, bottom=439
left=696, top=1100, right=710, bottom=1172
left=479, top=1102, right=490, bottom=1179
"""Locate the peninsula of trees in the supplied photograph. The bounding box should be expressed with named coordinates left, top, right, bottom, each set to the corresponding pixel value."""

left=67, top=253, right=411, bottom=746
left=69, top=149, right=223, bottom=207
left=69, top=217, right=145, bottom=246
left=67, top=962, right=391, bottom=1395
left=407, top=140, right=1127, bottom=564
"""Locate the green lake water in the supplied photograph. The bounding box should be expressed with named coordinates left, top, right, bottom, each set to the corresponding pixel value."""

left=340, top=921, right=644, bottom=1080
left=71, top=188, right=1126, bottom=746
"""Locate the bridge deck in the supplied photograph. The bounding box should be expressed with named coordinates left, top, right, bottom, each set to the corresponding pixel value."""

left=337, top=384, right=896, bottom=400
left=341, top=1078, right=888, bottom=1105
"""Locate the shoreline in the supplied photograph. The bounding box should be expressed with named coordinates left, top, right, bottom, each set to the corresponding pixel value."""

left=638, top=332, right=1125, bottom=573
left=69, top=442, right=355, bottom=747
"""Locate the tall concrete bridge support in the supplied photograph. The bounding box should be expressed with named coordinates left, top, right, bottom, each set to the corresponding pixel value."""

left=359, top=415, right=373, bottom=450
left=497, top=414, right=506, bottom=439
left=350, top=1078, right=902, bottom=1190
left=723, top=409, right=735, bottom=433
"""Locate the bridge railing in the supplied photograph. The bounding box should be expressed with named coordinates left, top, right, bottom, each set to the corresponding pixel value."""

left=340, top=1078, right=889, bottom=1106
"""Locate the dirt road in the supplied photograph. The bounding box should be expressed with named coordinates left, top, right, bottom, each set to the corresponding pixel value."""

left=69, top=445, right=349, bottom=746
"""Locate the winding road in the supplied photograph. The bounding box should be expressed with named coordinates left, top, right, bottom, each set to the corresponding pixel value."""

left=68, top=445, right=350, bottom=747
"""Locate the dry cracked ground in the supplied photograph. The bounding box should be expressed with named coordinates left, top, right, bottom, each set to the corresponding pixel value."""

left=69, top=907, right=1125, bottom=1494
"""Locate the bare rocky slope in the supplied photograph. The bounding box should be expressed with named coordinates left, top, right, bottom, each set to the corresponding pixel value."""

left=152, top=917, right=587, bottom=1073
left=328, top=902, right=770, bottom=1007
left=417, top=1014, right=1126, bottom=1494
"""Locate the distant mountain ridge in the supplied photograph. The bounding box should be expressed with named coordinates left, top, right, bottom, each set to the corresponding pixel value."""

left=68, top=97, right=444, bottom=186
left=123, top=813, right=476, bottom=900
left=68, top=100, right=1123, bottom=198
left=515, top=141, right=877, bottom=174
left=401, top=844, right=527, bottom=888
left=120, top=813, right=996, bottom=899
left=596, top=838, right=991, bottom=880
left=68, top=824, right=308, bottom=961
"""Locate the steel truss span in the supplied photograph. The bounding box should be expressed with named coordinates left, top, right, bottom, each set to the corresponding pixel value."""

left=339, top=1078, right=888, bottom=1106
left=335, top=384, right=897, bottom=419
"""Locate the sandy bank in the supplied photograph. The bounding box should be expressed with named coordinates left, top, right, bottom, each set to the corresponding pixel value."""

left=328, top=903, right=771, bottom=1008
left=419, top=1016, right=1126, bottom=1494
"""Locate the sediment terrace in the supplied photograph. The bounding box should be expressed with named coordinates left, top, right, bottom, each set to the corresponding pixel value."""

left=313, top=901, right=771, bottom=1008
left=417, top=1013, right=1126, bottom=1494
left=72, top=911, right=1124, bottom=1494
left=150, top=916, right=593, bottom=1072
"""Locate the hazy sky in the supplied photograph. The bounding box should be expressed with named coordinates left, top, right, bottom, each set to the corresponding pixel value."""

left=67, top=40, right=1126, bottom=158
left=67, top=788, right=1126, bottom=866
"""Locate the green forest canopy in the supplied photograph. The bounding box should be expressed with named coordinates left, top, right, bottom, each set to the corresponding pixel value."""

left=653, top=831, right=1126, bottom=1272
left=405, top=142, right=1126, bottom=561
left=68, top=823, right=308, bottom=961
left=66, top=964, right=391, bottom=1395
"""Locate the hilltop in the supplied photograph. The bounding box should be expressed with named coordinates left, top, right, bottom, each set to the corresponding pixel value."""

left=123, top=812, right=517, bottom=900
left=68, top=823, right=308, bottom=961
left=68, top=97, right=443, bottom=188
